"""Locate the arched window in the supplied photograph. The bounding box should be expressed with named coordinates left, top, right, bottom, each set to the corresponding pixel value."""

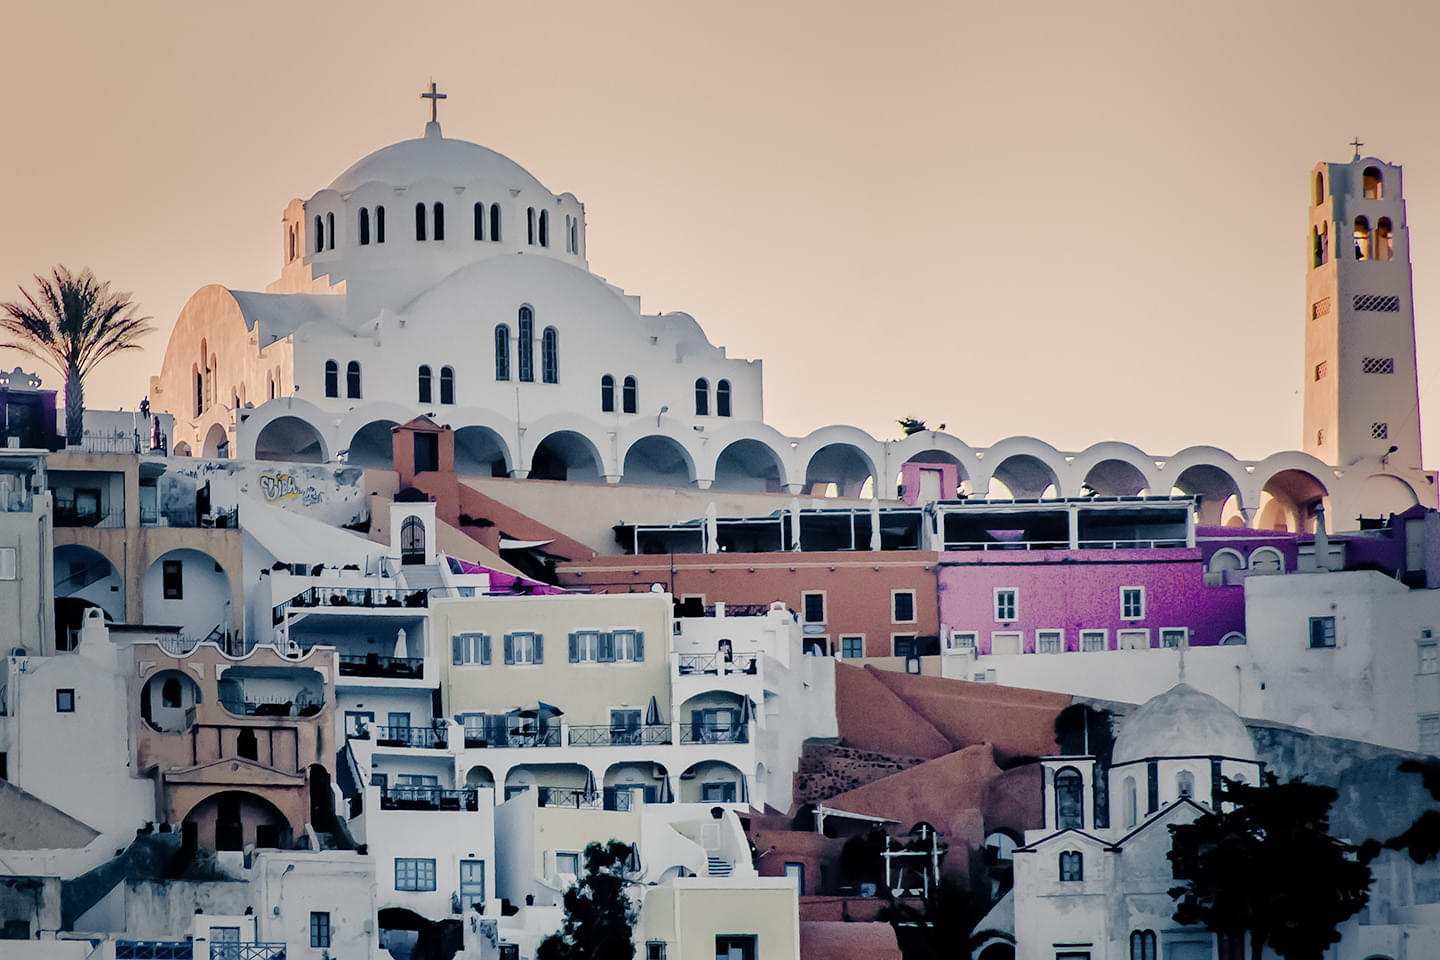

left=1312, top=226, right=1323, bottom=269
left=326, top=212, right=335, bottom=250
left=346, top=361, right=362, bottom=399
left=415, top=202, right=427, bottom=241
left=440, top=366, right=455, bottom=405
left=539, top=209, right=549, bottom=247
left=314, top=215, right=323, bottom=253
left=541, top=327, right=559, bottom=383
left=1314, top=171, right=1324, bottom=206
left=1129, top=930, right=1157, bottom=960
left=474, top=202, right=485, bottom=241
left=193, top=364, right=202, bottom=417
left=1123, top=775, right=1137, bottom=827
left=695, top=378, right=710, bottom=416
left=601, top=375, right=615, bottom=413
left=622, top=375, right=638, bottom=414
left=433, top=202, right=445, bottom=241
left=268, top=374, right=276, bottom=400
left=161, top=676, right=182, bottom=708
left=1176, top=769, right=1195, bottom=800
left=1376, top=217, right=1394, bottom=261
left=324, top=360, right=339, bottom=398
left=717, top=379, right=732, bottom=417
left=1354, top=215, right=1371, bottom=260
left=359, top=208, right=371, bottom=246
left=288, top=225, right=296, bottom=261
left=564, top=215, right=572, bottom=252
left=517, top=307, right=535, bottom=382
left=494, top=325, right=511, bottom=381
left=1320, top=221, right=1329, bottom=264
left=490, top=204, right=501, bottom=241
left=376, top=205, right=386, bottom=243
left=1249, top=546, right=1284, bottom=574
left=1054, top=766, right=1084, bottom=830
left=527, top=207, right=537, bottom=245
left=418, top=365, right=433, bottom=403
left=1363, top=166, right=1383, bottom=199
left=1058, top=850, right=1083, bottom=882
left=569, top=216, right=578, bottom=254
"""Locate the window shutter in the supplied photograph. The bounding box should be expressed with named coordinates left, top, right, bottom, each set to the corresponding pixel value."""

left=1146, top=760, right=1159, bottom=814
left=481, top=634, right=492, bottom=665
left=634, top=631, right=644, bottom=661
left=599, top=631, right=615, bottom=663
left=569, top=633, right=579, bottom=663
left=504, top=634, right=514, bottom=665
left=452, top=635, right=463, bottom=665
left=534, top=634, right=543, bottom=663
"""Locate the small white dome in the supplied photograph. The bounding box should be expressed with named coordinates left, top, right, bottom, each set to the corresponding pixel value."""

left=1111, top=683, right=1257, bottom=766
left=327, top=122, right=550, bottom=195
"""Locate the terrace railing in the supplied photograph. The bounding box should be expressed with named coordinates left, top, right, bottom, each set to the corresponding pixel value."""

left=274, top=586, right=429, bottom=623
left=464, top=727, right=561, bottom=749
left=209, top=945, right=287, bottom=960
left=567, top=724, right=673, bottom=747
left=535, top=786, right=603, bottom=810
left=380, top=786, right=479, bottom=811
left=338, top=654, right=424, bottom=679
left=370, top=724, right=448, bottom=749
left=675, top=653, right=759, bottom=676
left=116, top=942, right=194, bottom=959
left=678, top=723, right=750, bottom=745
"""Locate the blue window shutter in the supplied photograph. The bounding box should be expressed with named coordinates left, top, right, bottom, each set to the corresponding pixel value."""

left=599, top=632, right=615, bottom=663
left=569, top=633, right=579, bottom=663
left=634, top=631, right=644, bottom=661
left=452, top=635, right=463, bottom=665
left=481, top=634, right=491, bottom=665
left=504, top=633, right=514, bottom=665
left=534, top=634, right=543, bottom=663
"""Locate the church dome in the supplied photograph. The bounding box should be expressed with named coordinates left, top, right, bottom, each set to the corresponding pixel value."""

left=326, top=122, right=550, bottom=195
left=1111, top=683, right=1257, bottom=766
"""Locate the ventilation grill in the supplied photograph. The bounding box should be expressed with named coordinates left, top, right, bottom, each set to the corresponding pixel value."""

left=1362, top=357, right=1395, bottom=374
left=1354, top=294, right=1401, bottom=312
left=1372, top=422, right=1390, bottom=439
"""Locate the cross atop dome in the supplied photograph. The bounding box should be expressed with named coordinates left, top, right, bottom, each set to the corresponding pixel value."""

left=421, top=80, right=446, bottom=138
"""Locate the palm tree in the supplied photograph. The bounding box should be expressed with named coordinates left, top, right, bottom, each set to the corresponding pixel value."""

left=0, top=266, right=153, bottom=444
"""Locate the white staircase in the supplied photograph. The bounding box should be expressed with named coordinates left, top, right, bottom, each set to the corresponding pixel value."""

left=706, top=856, right=733, bottom=878
left=400, top=563, right=447, bottom=595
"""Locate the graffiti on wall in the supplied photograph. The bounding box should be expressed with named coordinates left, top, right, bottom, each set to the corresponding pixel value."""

left=258, top=473, right=300, bottom=502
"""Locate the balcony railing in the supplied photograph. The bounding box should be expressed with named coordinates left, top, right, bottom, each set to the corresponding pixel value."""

left=67, top=432, right=143, bottom=455
left=1076, top=538, right=1188, bottom=550
left=700, top=603, right=774, bottom=618
left=275, top=586, right=429, bottom=623
left=676, top=653, right=759, bottom=676
left=369, top=724, right=448, bottom=749
left=219, top=694, right=323, bottom=718
left=534, top=786, right=604, bottom=810
left=53, top=505, right=126, bottom=528
left=678, top=723, right=749, bottom=745
left=380, top=786, right=479, bottom=811
left=339, top=654, right=424, bottom=679
left=464, top=727, right=561, bottom=749
left=210, top=944, right=287, bottom=960
left=567, top=724, right=673, bottom=747
left=117, top=942, right=194, bottom=959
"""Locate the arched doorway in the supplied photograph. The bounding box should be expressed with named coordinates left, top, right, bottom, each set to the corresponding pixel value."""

left=255, top=415, right=326, bottom=463
left=530, top=430, right=603, bottom=483
left=182, top=790, right=291, bottom=852
left=712, top=439, right=786, bottom=493
left=400, top=515, right=426, bottom=565
left=53, top=544, right=124, bottom=647
left=202, top=423, right=229, bottom=458
left=347, top=420, right=398, bottom=469
left=622, top=436, right=696, bottom=487
left=454, top=425, right=511, bottom=478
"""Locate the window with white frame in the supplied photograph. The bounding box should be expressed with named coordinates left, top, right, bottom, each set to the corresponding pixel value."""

left=893, top=591, right=916, bottom=623
left=452, top=632, right=491, bottom=665
left=947, top=631, right=977, bottom=653
left=840, top=635, right=864, bottom=659
left=1117, top=629, right=1150, bottom=650
left=1421, top=715, right=1440, bottom=754
left=1036, top=630, right=1063, bottom=654
left=802, top=593, right=826, bottom=624
left=395, top=858, right=436, bottom=891
left=613, top=629, right=642, bottom=662
left=555, top=851, right=580, bottom=876
left=1080, top=630, right=1107, bottom=652
left=1160, top=628, right=1188, bottom=649
left=994, top=588, right=1017, bottom=622
left=1421, top=641, right=1439, bottom=675
left=1121, top=587, right=1145, bottom=620
left=506, top=632, right=541, bottom=664
left=571, top=630, right=602, bottom=662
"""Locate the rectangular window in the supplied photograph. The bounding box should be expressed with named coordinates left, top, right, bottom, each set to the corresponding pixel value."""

left=1420, top=715, right=1440, bottom=754
left=1036, top=630, right=1063, bottom=654
left=0, top=546, right=15, bottom=580
left=840, top=635, right=864, bottom=659
left=892, top=591, right=916, bottom=623
left=452, top=632, right=490, bottom=665
left=994, top=588, right=1017, bottom=622
left=344, top=711, right=374, bottom=738
left=613, top=629, right=643, bottom=662
left=395, top=857, right=437, bottom=891
left=1120, top=587, right=1145, bottom=620
left=646, top=943, right=667, bottom=960
left=701, top=781, right=738, bottom=803
left=1420, top=641, right=1438, bottom=675
left=1309, top=616, right=1337, bottom=648
left=715, top=935, right=757, bottom=960
left=947, top=631, right=977, bottom=653
left=56, top=689, right=75, bottom=712
left=1160, top=628, right=1188, bottom=649
left=893, top=635, right=917, bottom=658
left=1311, top=297, right=1331, bottom=319
left=310, top=911, right=331, bottom=949
left=1373, top=422, right=1390, bottom=440
left=1117, top=629, right=1150, bottom=650
left=802, top=593, right=826, bottom=624
left=570, top=630, right=602, bottom=663
left=505, top=632, right=541, bottom=665
left=555, top=851, right=581, bottom=876
left=1080, top=630, right=1107, bottom=652
left=162, top=560, right=183, bottom=600
left=1353, top=294, right=1401, bottom=312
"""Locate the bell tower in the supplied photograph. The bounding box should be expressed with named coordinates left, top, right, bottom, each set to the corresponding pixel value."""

left=1303, top=152, right=1423, bottom=470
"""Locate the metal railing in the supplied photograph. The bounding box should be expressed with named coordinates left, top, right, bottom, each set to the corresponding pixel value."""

left=275, top=586, right=428, bottom=622
left=380, top=786, right=479, bottom=811
left=338, top=654, right=424, bottom=679
left=465, top=727, right=561, bottom=749
left=941, top=539, right=1071, bottom=552
left=53, top=505, right=126, bottom=528
left=678, top=723, right=749, bottom=745
left=535, top=786, right=604, bottom=810
left=210, top=944, right=287, bottom=960
left=369, top=724, right=448, bottom=748
left=700, top=603, right=774, bottom=618
left=1076, top=538, right=1188, bottom=550
left=67, top=432, right=143, bottom=455
left=676, top=653, right=759, bottom=676
left=567, top=724, right=673, bottom=747
left=219, top=694, right=322, bottom=718
left=117, top=943, right=194, bottom=960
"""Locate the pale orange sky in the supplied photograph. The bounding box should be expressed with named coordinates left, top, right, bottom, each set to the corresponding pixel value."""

left=3, top=1, right=1439, bottom=462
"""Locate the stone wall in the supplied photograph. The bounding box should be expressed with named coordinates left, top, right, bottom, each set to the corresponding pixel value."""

left=794, top=743, right=929, bottom=804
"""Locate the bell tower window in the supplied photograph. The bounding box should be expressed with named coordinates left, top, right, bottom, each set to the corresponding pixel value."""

left=539, top=209, right=549, bottom=247
left=314, top=215, right=323, bottom=253
left=622, top=376, right=638, bottom=414
left=695, top=378, right=709, bottom=416
left=347, top=361, right=362, bottom=399
left=1363, top=166, right=1383, bottom=199
left=440, top=366, right=455, bottom=405
left=527, top=207, right=536, bottom=245
left=601, top=375, right=615, bottom=413
left=324, top=360, right=338, bottom=398
left=326, top=212, right=335, bottom=250
left=490, top=205, right=501, bottom=242
left=1354, top=216, right=1371, bottom=260
left=1376, top=217, right=1394, bottom=261
left=474, top=203, right=485, bottom=241
left=1313, top=170, right=1324, bottom=206
left=717, top=379, right=732, bottom=417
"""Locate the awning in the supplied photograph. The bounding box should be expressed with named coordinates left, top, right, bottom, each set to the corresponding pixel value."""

left=499, top=538, right=555, bottom=550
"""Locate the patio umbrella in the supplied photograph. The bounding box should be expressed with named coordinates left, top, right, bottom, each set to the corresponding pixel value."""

left=582, top=768, right=598, bottom=800
left=394, top=628, right=408, bottom=659
left=645, top=695, right=661, bottom=726
left=625, top=843, right=643, bottom=875
left=744, top=697, right=758, bottom=724
left=656, top=776, right=674, bottom=804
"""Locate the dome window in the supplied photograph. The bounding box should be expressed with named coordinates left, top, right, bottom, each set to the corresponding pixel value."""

left=716, top=380, right=732, bottom=418
left=622, top=376, right=638, bottom=415
left=418, top=365, right=433, bottom=404
left=539, top=209, right=549, bottom=247
left=527, top=207, right=537, bottom=246
left=376, top=205, right=386, bottom=244
left=474, top=203, right=486, bottom=241
left=359, top=208, right=371, bottom=246
left=490, top=205, right=501, bottom=242
left=601, top=375, right=615, bottom=413
left=314, top=215, right=324, bottom=254
left=517, top=307, right=535, bottom=382
left=433, top=202, right=445, bottom=241
left=541, top=327, right=559, bottom=384
left=415, top=203, right=427, bottom=242
left=347, top=361, right=362, bottom=399
left=494, top=324, right=511, bottom=381
left=695, top=378, right=710, bottom=416
left=326, top=212, right=335, bottom=250
left=324, top=360, right=339, bottom=398
left=440, top=366, right=455, bottom=405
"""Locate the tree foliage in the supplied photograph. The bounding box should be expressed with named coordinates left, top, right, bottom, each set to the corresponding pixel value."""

left=536, top=840, right=638, bottom=960
left=875, top=879, right=985, bottom=960
left=1382, top=757, right=1440, bottom=864
left=897, top=417, right=928, bottom=437
left=0, top=266, right=153, bottom=442
left=1167, top=773, right=1372, bottom=960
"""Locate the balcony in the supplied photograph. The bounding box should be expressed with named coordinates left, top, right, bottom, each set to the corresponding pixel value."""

left=534, top=786, right=605, bottom=810
left=219, top=694, right=323, bottom=718
left=117, top=943, right=194, bottom=960
left=380, top=786, right=479, bottom=811
left=676, top=653, right=759, bottom=676
left=275, top=585, right=428, bottom=623
left=367, top=724, right=448, bottom=749
left=679, top=723, right=749, bottom=745
left=463, top=727, right=561, bottom=749
left=339, top=653, right=424, bottom=679
left=567, top=724, right=673, bottom=747
left=209, top=945, right=286, bottom=960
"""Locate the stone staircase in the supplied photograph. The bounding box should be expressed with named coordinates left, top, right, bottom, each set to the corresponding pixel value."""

left=400, top=563, right=447, bottom=595
left=706, top=856, right=733, bottom=878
